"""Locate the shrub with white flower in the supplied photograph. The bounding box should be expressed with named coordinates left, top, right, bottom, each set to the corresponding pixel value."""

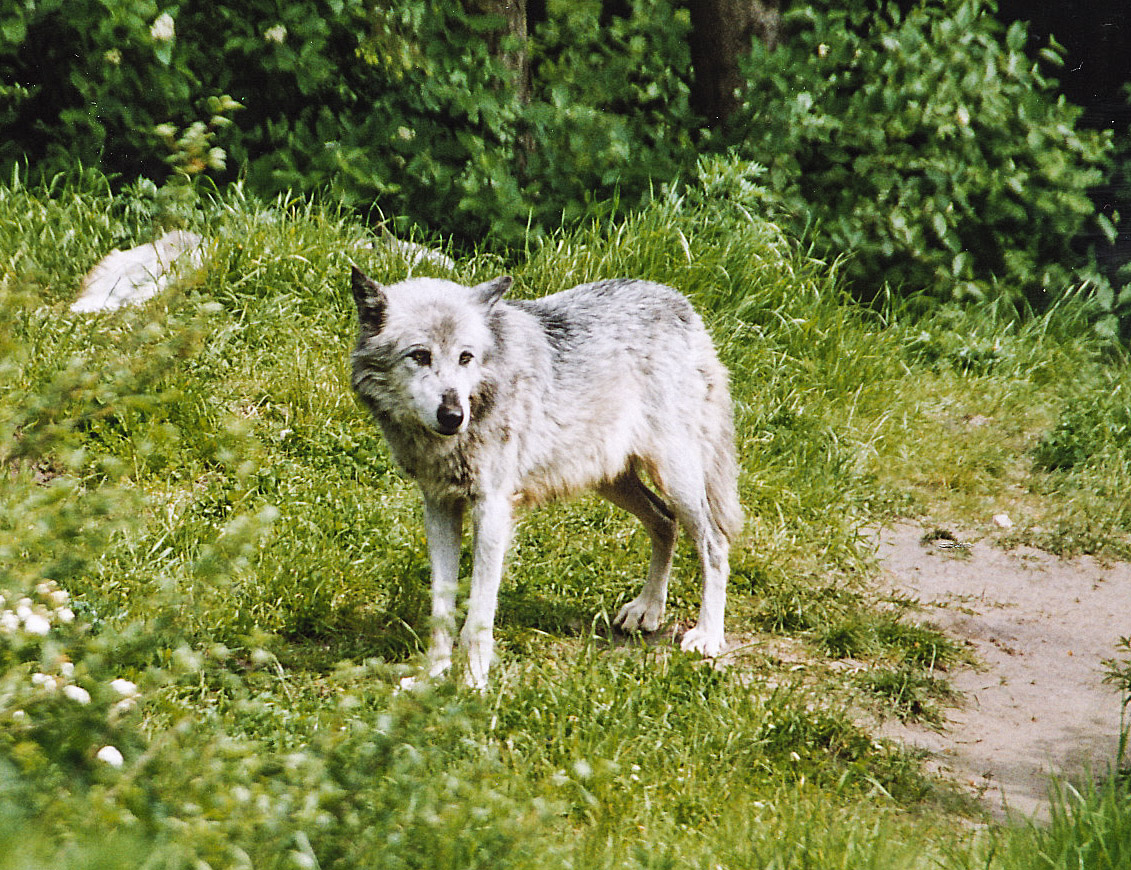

left=150, top=12, right=176, bottom=42
left=1, top=581, right=76, bottom=641
left=63, top=684, right=91, bottom=705
left=1, top=579, right=143, bottom=778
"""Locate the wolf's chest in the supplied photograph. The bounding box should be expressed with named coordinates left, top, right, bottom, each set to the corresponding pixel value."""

left=385, top=425, right=479, bottom=499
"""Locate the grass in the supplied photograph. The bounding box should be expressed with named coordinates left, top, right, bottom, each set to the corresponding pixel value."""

left=2, top=168, right=1130, bottom=867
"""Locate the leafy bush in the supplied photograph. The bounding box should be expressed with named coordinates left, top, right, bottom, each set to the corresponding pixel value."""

left=731, top=0, right=1113, bottom=306
left=0, top=0, right=216, bottom=181
left=520, top=0, right=695, bottom=227
left=0, top=0, right=698, bottom=246
left=1, top=0, right=1118, bottom=304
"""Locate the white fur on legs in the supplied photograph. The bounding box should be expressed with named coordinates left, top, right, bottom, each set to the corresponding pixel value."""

left=679, top=521, right=729, bottom=657
left=461, top=494, right=513, bottom=690
left=680, top=623, right=725, bottom=657
left=423, top=496, right=463, bottom=678
left=648, top=450, right=731, bottom=658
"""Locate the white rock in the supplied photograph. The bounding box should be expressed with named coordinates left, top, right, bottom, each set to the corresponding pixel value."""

left=992, top=513, right=1013, bottom=529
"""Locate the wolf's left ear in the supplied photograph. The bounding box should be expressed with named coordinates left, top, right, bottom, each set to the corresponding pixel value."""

left=351, top=265, right=387, bottom=330
left=472, top=275, right=512, bottom=309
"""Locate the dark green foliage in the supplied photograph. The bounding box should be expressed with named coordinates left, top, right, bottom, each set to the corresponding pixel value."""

left=3, top=0, right=1116, bottom=315
left=522, top=0, right=695, bottom=227
left=0, top=0, right=697, bottom=247
left=730, top=0, right=1112, bottom=307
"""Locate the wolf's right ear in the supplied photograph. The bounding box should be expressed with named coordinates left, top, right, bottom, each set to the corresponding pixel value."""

left=472, top=275, right=513, bottom=309
left=351, top=266, right=387, bottom=330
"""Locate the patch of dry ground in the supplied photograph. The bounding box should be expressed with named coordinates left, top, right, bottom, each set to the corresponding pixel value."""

left=875, top=521, right=1131, bottom=820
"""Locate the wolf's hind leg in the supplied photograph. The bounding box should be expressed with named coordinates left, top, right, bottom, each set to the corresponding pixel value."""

left=600, top=470, right=677, bottom=634
left=648, top=456, right=729, bottom=657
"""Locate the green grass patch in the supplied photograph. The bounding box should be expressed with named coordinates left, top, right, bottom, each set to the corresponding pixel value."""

left=2, top=171, right=1130, bottom=867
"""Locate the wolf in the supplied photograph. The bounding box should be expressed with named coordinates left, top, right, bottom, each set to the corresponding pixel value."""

left=349, top=266, right=742, bottom=688
left=71, top=230, right=205, bottom=313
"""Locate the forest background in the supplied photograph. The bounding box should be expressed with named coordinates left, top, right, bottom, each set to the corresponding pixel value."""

left=3, top=0, right=1131, bottom=330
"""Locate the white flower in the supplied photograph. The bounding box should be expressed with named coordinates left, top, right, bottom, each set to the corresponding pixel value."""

left=63, top=685, right=91, bottom=705
left=96, top=745, right=124, bottom=768
left=23, top=613, right=51, bottom=635
left=150, top=12, right=175, bottom=42
left=112, top=697, right=137, bottom=716
left=110, top=678, right=139, bottom=698
left=61, top=661, right=75, bottom=678
left=56, top=607, right=74, bottom=624
left=50, top=589, right=70, bottom=607
left=0, top=610, right=17, bottom=633
left=264, top=24, right=287, bottom=44
left=31, top=672, right=57, bottom=691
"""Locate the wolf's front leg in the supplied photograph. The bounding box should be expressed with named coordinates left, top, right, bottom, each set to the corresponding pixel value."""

left=422, top=495, right=464, bottom=678
left=462, top=493, right=513, bottom=690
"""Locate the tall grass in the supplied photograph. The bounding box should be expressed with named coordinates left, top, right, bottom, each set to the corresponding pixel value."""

left=1, top=170, right=1129, bottom=868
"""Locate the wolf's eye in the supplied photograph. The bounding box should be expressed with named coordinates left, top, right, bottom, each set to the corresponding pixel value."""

left=408, top=349, right=432, bottom=366
left=458, top=351, right=474, bottom=366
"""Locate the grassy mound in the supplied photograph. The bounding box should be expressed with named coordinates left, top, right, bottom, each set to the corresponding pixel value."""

left=2, top=172, right=1129, bottom=867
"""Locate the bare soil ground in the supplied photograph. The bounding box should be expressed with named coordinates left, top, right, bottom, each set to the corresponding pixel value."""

left=875, top=521, right=1131, bottom=820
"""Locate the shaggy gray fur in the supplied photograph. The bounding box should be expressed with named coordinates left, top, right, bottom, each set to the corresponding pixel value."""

left=350, top=267, right=741, bottom=687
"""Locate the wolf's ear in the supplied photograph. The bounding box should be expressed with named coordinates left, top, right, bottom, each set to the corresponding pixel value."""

left=351, top=266, right=387, bottom=330
left=472, top=275, right=512, bottom=309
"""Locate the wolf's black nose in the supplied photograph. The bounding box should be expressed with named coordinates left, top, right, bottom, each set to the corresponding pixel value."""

left=436, top=403, right=464, bottom=435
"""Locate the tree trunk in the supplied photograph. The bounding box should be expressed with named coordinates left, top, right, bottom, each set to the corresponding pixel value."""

left=471, top=0, right=533, bottom=105
left=688, top=0, right=781, bottom=129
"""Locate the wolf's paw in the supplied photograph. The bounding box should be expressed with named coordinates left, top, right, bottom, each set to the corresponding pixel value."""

left=396, top=675, right=424, bottom=694
left=394, top=654, right=451, bottom=694
left=614, top=595, right=665, bottom=634
left=679, top=625, right=724, bottom=658
left=461, top=630, right=493, bottom=693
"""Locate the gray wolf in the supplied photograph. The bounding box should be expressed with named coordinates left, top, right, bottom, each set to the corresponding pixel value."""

left=349, top=266, right=742, bottom=688
left=72, top=230, right=205, bottom=313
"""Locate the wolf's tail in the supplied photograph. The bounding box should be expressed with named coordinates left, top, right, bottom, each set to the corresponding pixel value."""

left=704, top=372, right=744, bottom=543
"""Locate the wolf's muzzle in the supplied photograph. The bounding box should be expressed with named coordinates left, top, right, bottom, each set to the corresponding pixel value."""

left=436, top=392, right=465, bottom=435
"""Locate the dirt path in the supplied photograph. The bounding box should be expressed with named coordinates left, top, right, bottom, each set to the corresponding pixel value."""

left=875, top=521, right=1131, bottom=820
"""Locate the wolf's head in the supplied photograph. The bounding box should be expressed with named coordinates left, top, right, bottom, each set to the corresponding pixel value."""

left=350, top=266, right=512, bottom=437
